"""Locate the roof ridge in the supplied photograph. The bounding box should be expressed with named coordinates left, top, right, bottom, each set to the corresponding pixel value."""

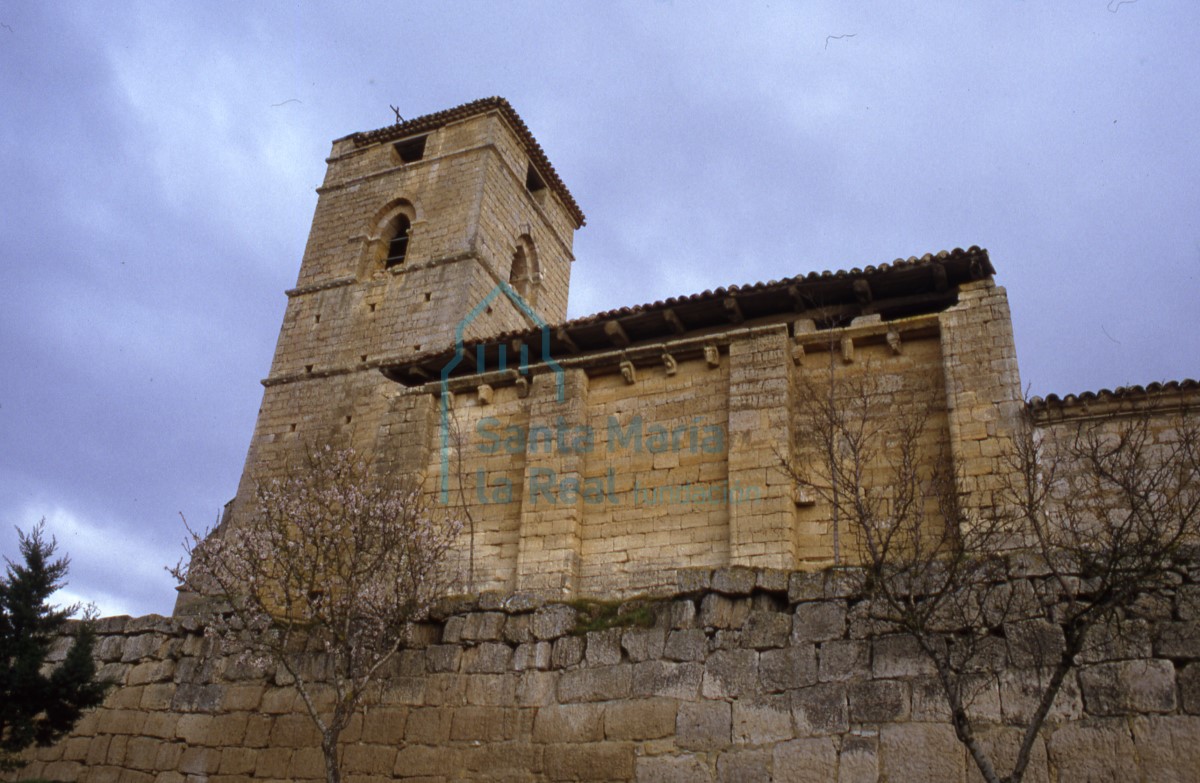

left=1028, top=379, right=1200, bottom=409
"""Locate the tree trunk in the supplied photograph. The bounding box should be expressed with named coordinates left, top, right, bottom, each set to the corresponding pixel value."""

left=321, top=729, right=341, bottom=783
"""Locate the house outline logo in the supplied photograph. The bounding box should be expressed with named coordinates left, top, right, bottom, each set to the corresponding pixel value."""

left=439, top=281, right=566, bottom=502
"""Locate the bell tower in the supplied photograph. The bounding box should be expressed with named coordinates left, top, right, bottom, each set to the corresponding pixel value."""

left=227, top=97, right=585, bottom=519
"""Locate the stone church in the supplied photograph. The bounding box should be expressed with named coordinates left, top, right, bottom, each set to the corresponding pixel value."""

left=223, top=96, right=1037, bottom=600
left=12, top=98, right=1199, bottom=782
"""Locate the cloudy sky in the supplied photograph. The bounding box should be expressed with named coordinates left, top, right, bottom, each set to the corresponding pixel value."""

left=1, top=1, right=1196, bottom=618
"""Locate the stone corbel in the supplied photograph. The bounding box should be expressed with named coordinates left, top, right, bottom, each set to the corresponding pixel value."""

left=620, top=360, right=637, bottom=384
left=663, top=353, right=678, bottom=376
left=886, top=329, right=902, bottom=355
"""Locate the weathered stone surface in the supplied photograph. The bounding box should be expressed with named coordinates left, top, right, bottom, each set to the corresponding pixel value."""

left=711, top=566, right=757, bottom=596
left=677, top=700, right=732, bottom=750
left=664, top=629, right=707, bottom=662
left=465, top=673, right=517, bottom=706
left=818, top=639, right=870, bottom=682
left=461, top=611, right=507, bottom=641
left=1130, top=715, right=1200, bottom=783
left=586, top=628, right=624, bottom=665
left=343, top=743, right=398, bottom=776
left=837, top=732, right=878, bottom=783
left=394, top=744, right=457, bottom=778
left=743, top=610, right=792, bottom=649
left=913, top=674, right=1000, bottom=724
left=847, top=679, right=910, bottom=724
left=426, top=644, right=462, bottom=673
left=463, top=641, right=513, bottom=673
left=791, top=683, right=849, bottom=735
left=759, top=645, right=817, bottom=692
left=968, top=725, right=1049, bottom=783
left=635, top=753, right=714, bottom=783
left=716, top=748, right=771, bottom=782
left=1179, top=584, right=1200, bottom=621
left=880, top=723, right=965, bottom=783
left=670, top=599, right=698, bottom=629
left=533, top=605, right=578, bottom=640
left=450, top=706, right=523, bottom=742
left=1180, top=662, right=1200, bottom=714
left=702, top=648, right=759, bottom=698
left=773, top=737, right=838, bottom=783
left=533, top=703, right=605, bottom=743
left=518, top=670, right=559, bottom=707
left=441, top=615, right=466, bottom=644
left=551, top=635, right=585, bottom=668
left=632, top=660, right=703, bottom=700
left=699, top=594, right=752, bottom=629
left=503, top=613, right=534, bottom=644
left=405, top=706, right=453, bottom=743
left=622, top=627, right=667, bottom=662
left=16, top=563, right=1200, bottom=783
left=788, top=571, right=825, bottom=604
left=676, top=568, right=713, bottom=594
left=1077, top=617, right=1153, bottom=664
left=824, top=570, right=866, bottom=599
left=558, top=664, right=632, bottom=702
left=757, top=568, right=791, bottom=594
left=792, top=601, right=846, bottom=643
left=169, top=683, right=222, bottom=713
left=732, top=695, right=792, bottom=744
left=871, top=634, right=936, bottom=679
left=544, top=742, right=634, bottom=781
left=513, top=640, right=553, bottom=671
left=1004, top=620, right=1066, bottom=668
left=1154, top=621, right=1200, bottom=659
left=1078, top=659, right=1176, bottom=716
left=360, top=707, right=408, bottom=744
left=1047, top=720, right=1138, bottom=781
left=605, top=698, right=678, bottom=740
left=998, top=668, right=1084, bottom=724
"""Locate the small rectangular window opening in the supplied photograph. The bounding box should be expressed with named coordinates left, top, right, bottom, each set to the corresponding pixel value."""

left=525, top=163, right=546, bottom=193
left=394, top=135, right=428, bottom=163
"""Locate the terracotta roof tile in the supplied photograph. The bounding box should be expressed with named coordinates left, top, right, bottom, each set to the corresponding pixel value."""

left=1028, top=379, right=1200, bottom=410
left=382, top=246, right=993, bottom=384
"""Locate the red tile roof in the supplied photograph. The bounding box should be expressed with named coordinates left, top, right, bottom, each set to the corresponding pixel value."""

left=382, top=246, right=994, bottom=385
left=1028, top=379, right=1200, bottom=411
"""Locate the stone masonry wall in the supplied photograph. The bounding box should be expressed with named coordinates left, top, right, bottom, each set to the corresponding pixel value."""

left=15, top=564, right=1200, bottom=783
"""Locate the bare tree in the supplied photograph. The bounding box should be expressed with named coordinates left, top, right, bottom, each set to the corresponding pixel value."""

left=787, top=363, right=1200, bottom=783
left=171, top=446, right=462, bottom=783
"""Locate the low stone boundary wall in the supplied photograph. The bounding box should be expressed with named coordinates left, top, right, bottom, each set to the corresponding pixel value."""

left=10, top=565, right=1200, bottom=782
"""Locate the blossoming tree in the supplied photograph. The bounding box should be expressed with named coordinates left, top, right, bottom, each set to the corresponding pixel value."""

left=171, top=446, right=462, bottom=783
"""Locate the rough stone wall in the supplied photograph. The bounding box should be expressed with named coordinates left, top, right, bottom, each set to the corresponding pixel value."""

left=399, top=307, right=976, bottom=599
left=16, top=565, right=1200, bottom=783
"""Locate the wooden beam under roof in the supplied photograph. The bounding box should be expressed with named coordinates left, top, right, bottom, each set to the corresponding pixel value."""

left=604, top=320, right=631, bottom=348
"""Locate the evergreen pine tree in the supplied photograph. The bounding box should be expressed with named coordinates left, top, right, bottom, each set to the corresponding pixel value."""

left=0, top=522, right=108, bottom=771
